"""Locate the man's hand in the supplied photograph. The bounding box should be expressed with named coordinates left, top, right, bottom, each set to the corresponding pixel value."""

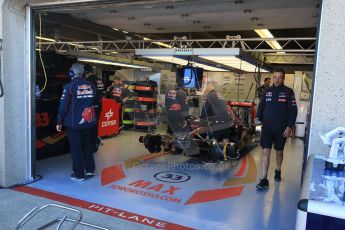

left=56, top=125, right=62, bottom=132
left=283, top=127, right=292, bottom=137
left=122, top=97, right=129, bottom=104
left=254, top=118, right=262, bottom=126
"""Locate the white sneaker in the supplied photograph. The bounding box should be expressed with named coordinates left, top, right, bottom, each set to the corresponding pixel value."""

left=86, top=172, right=96, bottom=176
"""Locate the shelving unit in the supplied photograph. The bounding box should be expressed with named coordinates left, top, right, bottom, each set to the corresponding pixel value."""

left=123, top=81, right=159, bottom=132
left=123, top=81, right=137, bottom=130
left=134, top=81, right=158, bottom=132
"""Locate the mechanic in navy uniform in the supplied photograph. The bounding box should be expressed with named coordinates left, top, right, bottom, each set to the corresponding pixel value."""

left=56, top=63, right=98, bottom=181
left=84, top=64, right=104, bottom=151
left=165, top=87, right=185, bottom=154
left=255, top=69, right=297, bottom=190
left=107, top=76, right=131, bottom=104
left=107, top=76, right=133, bottom=127
left=176, top=87, right=189, bottom=118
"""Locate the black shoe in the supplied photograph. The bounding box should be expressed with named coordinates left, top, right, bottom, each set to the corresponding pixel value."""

left=274, top=170, right=281, bottom=182
left=256, top=179, right=269, bottom=190
left=70, top=174, right=85, bottom=182
left=202, top=159, right=218, bottom=164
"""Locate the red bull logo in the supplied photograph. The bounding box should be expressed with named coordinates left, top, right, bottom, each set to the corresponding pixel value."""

left=79, top=107, right=96, bottom=125
left=170, top=103, right=181, bottom=111
left=77, top=84, right=93, bottom=95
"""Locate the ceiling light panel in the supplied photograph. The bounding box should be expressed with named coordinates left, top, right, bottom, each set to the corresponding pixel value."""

left=200, top=56, right=268, bottom=72
left=36, top=36, right=56, bottom=42
left=143, top=56, right=227, bottom=72
left=254, top=29, right=282, bottom=50
left=78, top=57, right=145, bottom=69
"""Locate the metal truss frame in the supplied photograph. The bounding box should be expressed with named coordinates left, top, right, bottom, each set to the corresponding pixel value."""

left=37, top=37, right=316, bottom=53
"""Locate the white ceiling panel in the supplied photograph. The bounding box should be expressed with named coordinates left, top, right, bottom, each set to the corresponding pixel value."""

left=69, top=0, right=320, bottom=33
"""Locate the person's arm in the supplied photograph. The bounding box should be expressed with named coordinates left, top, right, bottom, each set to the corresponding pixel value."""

left=56, top=84, right=71, bottom=132
left=107, top=83, right=114, bottom=93
left=199, top=96, right=209, bottom=126
left=122, top=84, right=136, bottom=103
left=283, top=89, right=298, bottom=137
left=256, top=89, right=266, bottom=121
left=287, top=89, right=298, bottom=128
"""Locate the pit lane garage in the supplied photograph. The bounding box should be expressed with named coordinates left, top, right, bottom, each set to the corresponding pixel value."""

left=17, top=1, right=318, bottom=229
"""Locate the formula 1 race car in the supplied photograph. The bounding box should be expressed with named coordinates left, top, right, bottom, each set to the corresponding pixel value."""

left=139, top=102, right=257, bottom=161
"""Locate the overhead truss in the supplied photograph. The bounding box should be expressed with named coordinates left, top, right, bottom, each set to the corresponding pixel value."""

left=37, top=37, right=316, bottom=53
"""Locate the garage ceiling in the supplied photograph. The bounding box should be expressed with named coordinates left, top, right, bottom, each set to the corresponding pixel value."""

left=36, top=0, right=319, bottom=69
left=67, top=0, right=320, bottom=33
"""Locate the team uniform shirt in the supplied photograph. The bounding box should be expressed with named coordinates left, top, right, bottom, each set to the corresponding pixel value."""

left=108, top=83, right=132, bottom=103
left=176, top=89, right=189, bottom=117
left=257, top=84, right=298, bottom=129
left=200, top=90, right=232, bottom=131
left=165, top=92, right=185, bottom=134
left=57, top=77, right=98, bottom=129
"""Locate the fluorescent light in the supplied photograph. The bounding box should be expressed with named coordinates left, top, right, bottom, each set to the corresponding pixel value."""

left=200, top=56, right=268, bottom=72
left=190, top=61, right=228, bottom=72
left=113, top=28, right=119, bottom=31
left=67, top=42, right=100, bottom=50
left=254, top=29, right=282, bottom=50
left=122, top=30, right=129, bottom=34
left=67, top=42, right=84, bottom=48
left=143, top=56, right=228, bottom=72
left=136, top=48, right=267, bottom=72
left=143, top=37, right=174, bottom=48
left=36, top=36, right=56, bottom=42
left=78, top=57, right=146, bottom=69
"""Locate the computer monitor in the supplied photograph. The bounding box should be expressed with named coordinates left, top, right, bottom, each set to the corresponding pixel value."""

left=176, top=66, right=203, bottom=89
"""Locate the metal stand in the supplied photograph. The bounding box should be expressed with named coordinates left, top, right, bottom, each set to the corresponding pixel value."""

left=16, top=203, right=110, bottom=230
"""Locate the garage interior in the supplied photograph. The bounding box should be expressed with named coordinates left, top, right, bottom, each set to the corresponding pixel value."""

left=22, top=0, right=320, bottom=229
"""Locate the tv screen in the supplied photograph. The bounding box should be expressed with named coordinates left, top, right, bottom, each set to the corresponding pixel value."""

left=176, top=66, right=203, bottom=89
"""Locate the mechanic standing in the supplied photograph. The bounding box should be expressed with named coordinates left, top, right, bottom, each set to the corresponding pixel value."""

left=84, top=64, right=104, bottom=151
left=176, top=87, right=189, bottom=118
left=107, top=76, right=133, bottom=127
left=256, top=69, right=297, bottom=190
left=165, top=87, right=185, bottom=154
left=56, top=63, right=98, bottom=181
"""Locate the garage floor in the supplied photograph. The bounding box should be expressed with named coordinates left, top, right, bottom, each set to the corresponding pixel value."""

left=16, top=129, right=304, bottom=230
